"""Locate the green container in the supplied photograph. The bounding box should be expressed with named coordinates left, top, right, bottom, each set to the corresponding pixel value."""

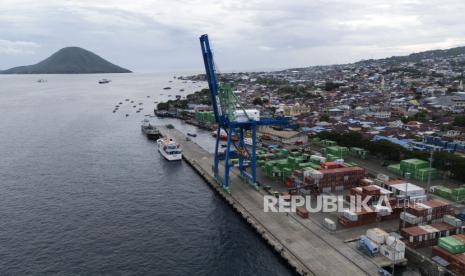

left=400, top=159, right=429, bottom=172
left=325, top=146, right=349, bottom=157
left=326, top=154, right=337, bottom=161
left=438, top=236, right=465, bottom=254
left=436, top=186, right=452, bottom=197
left=414, top=168, right=437, bottom=181
left=452, top=187, right=465, bottom=196
left=298, top=162, right=314, bottom=169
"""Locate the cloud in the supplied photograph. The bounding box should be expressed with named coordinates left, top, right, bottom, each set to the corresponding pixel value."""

left=0, top=39, right=40, bottom=55
left=1, top=0, right=465, bottom=71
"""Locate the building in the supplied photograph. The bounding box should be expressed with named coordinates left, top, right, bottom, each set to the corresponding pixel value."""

left=259, top=127, right=308, bottom=145
left=278, top=103, right=311, bottom=116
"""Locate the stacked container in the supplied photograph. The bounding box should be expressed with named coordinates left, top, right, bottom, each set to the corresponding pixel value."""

left=400, top=223, right=463, bottom=248
left=433, top=185, right=465, bottom=202
left=433, top=235, right=465, bottom=275
left=387, top=164, right=402, bottom=175
left=325, top=146, right=349, bottom=158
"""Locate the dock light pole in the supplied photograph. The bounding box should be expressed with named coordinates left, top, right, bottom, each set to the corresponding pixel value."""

left=427, top=149, right=433, bottom=197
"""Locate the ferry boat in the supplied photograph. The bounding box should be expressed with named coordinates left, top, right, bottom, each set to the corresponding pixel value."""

left=157, top=137, right=182, bottom=161
left=141, top=119, right=161, bottom=140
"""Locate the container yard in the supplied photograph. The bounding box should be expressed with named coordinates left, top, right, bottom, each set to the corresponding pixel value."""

left=158, top=126, right=387, bottom=276
left=159, top=123, right=465, bottom=275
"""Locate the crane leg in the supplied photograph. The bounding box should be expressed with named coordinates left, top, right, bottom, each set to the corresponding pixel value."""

left=251, top=125, right=257, bottom=187
left=238, top=127, right=244, bottom=177
left=213, top=127, right=221, bottom=178
left=223, top=127, right=232, bottom=193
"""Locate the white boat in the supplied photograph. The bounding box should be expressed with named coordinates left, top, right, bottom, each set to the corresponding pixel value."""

left=157, top=137, right=182, bottom=161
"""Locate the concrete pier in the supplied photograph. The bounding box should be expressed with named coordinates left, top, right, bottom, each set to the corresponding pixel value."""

left=158, top=126, right=382, bottom=276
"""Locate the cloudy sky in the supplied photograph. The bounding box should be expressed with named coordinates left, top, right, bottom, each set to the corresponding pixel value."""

left=1, top=0, right=465, bottom=72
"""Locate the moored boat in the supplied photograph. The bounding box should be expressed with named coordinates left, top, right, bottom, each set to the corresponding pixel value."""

left=141, top=119, right=161, bottom=139
left=157, top=137, right=182, bottom=161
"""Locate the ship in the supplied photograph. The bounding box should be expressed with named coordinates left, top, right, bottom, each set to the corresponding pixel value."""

left=141, top=119, right=161, bottom=140
left=157, top=137, right=182, bottom=161
left=99, top=79, right=111, bottom=84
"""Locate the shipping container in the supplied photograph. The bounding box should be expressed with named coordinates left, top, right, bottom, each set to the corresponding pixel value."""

left=296, top=207, right=309, bottom=218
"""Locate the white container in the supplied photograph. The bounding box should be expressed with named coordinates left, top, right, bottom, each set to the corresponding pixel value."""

left=303, top=168, right=323, bottom=179
left=343, top=209, right=358, bottom=221
left=310, top=155, right=326, bottom=164
left=380, top=244, right=405, bottom=261
left=366, top=228, right=389, bottom=244
left=324, top=218, right=336, bottom=231
left=400, top=212, right=419, bottom=225
left=234, top=109, right=260, bottom=122
left=443, top=214, right=462, bottom=227
left=374, top=205, right=392, bottom=216
left=385, top=236, right=405, bottom=251
left=334, top=159, right=344, bottom=165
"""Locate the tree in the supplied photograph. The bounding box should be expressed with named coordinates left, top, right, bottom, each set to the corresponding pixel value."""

left=319, top=114, right=330, bottom=122
left=252, top=97, right=263, bottom=106
left=453, top=115, right=465, bottom=127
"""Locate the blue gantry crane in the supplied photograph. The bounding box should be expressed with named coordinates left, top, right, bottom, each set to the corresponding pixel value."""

left=199, top=34, right=288, bottom=192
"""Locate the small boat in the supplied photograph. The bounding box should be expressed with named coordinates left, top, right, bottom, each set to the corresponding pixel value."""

left=37, top=79, right=47, bottom=83
left=163, top=87, right=172, bottom=90
left=125, top=114, right=129, bottom=117
left=141, top=119, right=161, bottom=140
left=175, top=95, right=181, bottom=100
left=187, top=133, right=197, bottom=137
left=138, top=103, right=143, bottom=105
left=136, top=110, right=141, bottom=113
left=133, top=105, right=137, bottom=108
left=125, top=99, right=130, bottom=101
left=168, top=95, right=172, bottom=97
left=119, top=102, right=123, bottom=104
left=147, top=96, right=151, bottom=98
left=157, top=137, right=182, bottom=161
left=130, top=100, right=134, bottom=103
left=180, top=89, right=185, bottom=92
left=99, top=79, right=111, bottom=84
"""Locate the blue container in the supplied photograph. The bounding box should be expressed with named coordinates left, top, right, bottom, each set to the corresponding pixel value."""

left=447, top=143, right=457, bottom=151
left=457, top=144, right=465, bottom=153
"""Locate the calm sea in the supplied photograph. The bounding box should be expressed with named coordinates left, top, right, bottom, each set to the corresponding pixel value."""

left=0, top=73, right=295, bottom=275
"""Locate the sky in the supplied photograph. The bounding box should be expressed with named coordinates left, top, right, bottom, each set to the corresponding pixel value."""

left=2, top=0, right=465, bottom=72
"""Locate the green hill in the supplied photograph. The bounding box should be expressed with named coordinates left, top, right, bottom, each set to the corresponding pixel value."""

left=1, top=47, right=131, bottom=74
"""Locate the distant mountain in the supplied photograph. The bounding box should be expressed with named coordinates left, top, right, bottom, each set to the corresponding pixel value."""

left=1, top=47, right=131, bottom=74
left=356, top=46, right=465, bottom=66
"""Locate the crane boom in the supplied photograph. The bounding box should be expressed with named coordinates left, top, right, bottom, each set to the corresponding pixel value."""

left=199, top=34, right=225, bottom=126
